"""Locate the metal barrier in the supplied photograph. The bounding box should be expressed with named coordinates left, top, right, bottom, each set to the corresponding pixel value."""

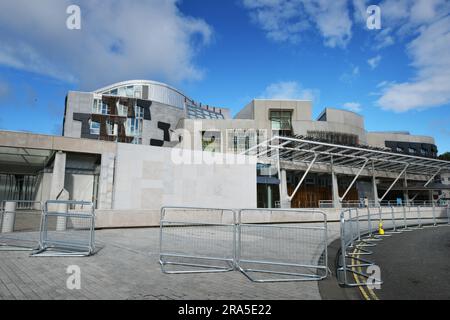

left=159, top=207, right=328, bottom=283
left=237, top=209, right=328, bottom=282
left=337, top=205, right=450, bottom=287
left=159, top=207, right=236, bottom=274
left=318, top=199, right=443, bottom=209
left=0, top=200, right=43, bottom=251
left=31, top=200, right=96, bottom=257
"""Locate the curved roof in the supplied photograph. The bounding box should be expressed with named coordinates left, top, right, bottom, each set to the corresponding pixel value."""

left=94, top=80, right=187, bottom=97
left=94, top=80, right=193, bottom=109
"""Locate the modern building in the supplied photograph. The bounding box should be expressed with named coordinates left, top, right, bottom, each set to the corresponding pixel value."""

left=63, top=80, right=229, bottom=146
left=1, top=79, right=449, bottom=228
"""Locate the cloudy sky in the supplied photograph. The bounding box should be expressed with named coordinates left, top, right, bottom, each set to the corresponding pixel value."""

left=0, top=0, right=449, bottom=152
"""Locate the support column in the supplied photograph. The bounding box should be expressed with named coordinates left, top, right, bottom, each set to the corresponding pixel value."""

left=279, top=169, right=291, bottom=208
left=372, top=162, right=379, bottom=207
left=98, top=152, right=116, bottom=209
left=372, top=176, right=379, bottom=207
left=267, top=185, right=273, bottom=209
left=1, top=202, right=16, bottom=233
left=332, top=169, right=341, bottom=209
left=403, top=174, right=409, bottom=206
left=49, top=151, right=66, bottom=201
left=49, top=151, right=68, bottom=230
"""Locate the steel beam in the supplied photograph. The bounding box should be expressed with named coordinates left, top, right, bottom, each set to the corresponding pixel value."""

left=379, top=164, right=409, bottom=202
left=339, top=159, right=369, bottom=201
left=288, top=153, right=318, bottom=202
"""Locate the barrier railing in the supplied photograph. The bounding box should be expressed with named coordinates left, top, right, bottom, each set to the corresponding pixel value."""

left=31, top=200, right=96, bottom=257
left=0, top=200, right=43, bottom=251
left=337, top=205, right=450, bottom=287
left=319, top=199, right=443, bottom=208
left=159, top=207, right=236, bottom=274
left=237, top=209, right=327, bottom=282
left=159, top=207, right=328, bottom=283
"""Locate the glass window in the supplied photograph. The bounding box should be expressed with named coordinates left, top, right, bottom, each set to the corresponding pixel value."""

left=135, top=105, right=145, bottom=119
left=92, top=99, right=100, bottom=114
left=270, top=111, right=292, bottom=130
left=106, top=121, right=117, bottom=136
left=226, top=129, right=258, bottom=153
left=117, top=103, right=128, bottom=117
left=408, top=147, right=416, bottom=154
left=93, top=99, right=109, bottom=115
left=126, top=86, right=134, bottom=97
left=202, top=131, right=221, bottom=152
left=396, top=147, right=404, bottom=153
left=118, top=87, right=126, bottom=97
left=126, top=118, right=142, bottom=137
left=110, top=89, right=118, bottom=95
left=90, top=121, right=100, bottom=135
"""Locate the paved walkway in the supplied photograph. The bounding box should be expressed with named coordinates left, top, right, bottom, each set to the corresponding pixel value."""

left=0, top=224, right=340, bottom=300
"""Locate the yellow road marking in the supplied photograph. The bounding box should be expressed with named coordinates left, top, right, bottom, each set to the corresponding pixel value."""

left=351, top=247, right=371, bottom=300
left=351, top=244, right=380, bottom=300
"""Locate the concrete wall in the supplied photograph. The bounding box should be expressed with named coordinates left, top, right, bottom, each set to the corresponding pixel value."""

left=34, top=172, right=52, bottom=203
left=64, top=91, right=94, bottom=138
left=253, top=99, right=312, bottom=125
left=234, top=101, right=254, bottom=119
left=367, top=132, right=436, bottom=147
left=112, top=143, right=257, bottom=211
left=65, top=173, right=95, bottom=202
left=95, top=206, right=449, bottom=228
left=142, top=101, right=185, bottom=147
left=292, top=120, right=368, bottom=144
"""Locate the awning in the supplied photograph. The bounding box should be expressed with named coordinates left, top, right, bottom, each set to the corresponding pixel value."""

left=245, top=136, right=450, bottom=176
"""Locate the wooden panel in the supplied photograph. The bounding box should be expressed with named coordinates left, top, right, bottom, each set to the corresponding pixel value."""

left=287, top=185, right=358, bottom=208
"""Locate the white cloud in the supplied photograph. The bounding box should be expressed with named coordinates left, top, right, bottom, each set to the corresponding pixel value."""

left=259, top=81, right=320, bottom=101
left=0, top=0, right=213, bottom=89
left=377, top=15, right=450, bottom=112
left=242, top=0, right=352, bottom=48
left=367, top=55, right=382, bottom=69
left=369, top=0, right=450, bottom=49
left=342, top=102, right=362, bottom=112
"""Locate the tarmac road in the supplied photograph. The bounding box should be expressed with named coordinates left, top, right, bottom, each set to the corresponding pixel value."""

left=367, top=225, right=450, bottom=300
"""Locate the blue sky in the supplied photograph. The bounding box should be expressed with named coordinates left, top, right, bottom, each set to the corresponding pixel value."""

left=0, top=0, right=449, bottom=152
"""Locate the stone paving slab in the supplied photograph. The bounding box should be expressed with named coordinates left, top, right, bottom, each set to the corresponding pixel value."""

left=0, top=223, right=340, bottom=300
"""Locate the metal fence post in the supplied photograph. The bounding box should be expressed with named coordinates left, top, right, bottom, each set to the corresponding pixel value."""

left=432, top=204, right=437, bottom=227
left=417, top=206, right=423, bottom=228
left=390, top=206, right=397, bottom=232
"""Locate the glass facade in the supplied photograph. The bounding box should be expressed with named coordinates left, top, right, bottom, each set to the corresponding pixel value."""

left=92, top=99, right=109, bottom=115
left=90, top=121, right=100, bottom=135
left=270, top=111, right=292, bottom=131
left=117, top=104, right=128, bottom=117
left=186, top=103, right=225, bottom=120
left=226, top=129, right=267, bottom=154
left=104, top=85, right=142, bottom=98
left=202, top=131, right=221, bottom=152
left=126, top=118, right=142, bottom=137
